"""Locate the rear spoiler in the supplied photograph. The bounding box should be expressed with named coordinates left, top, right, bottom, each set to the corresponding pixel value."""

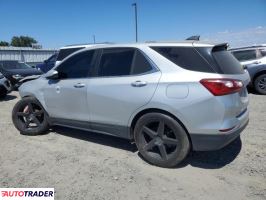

left=212, top=43, right=229, bottom=52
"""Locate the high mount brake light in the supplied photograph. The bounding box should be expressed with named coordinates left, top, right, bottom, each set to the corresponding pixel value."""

left=200, top=79, right=243, bottom=96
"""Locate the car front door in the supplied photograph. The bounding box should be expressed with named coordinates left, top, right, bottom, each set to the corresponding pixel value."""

left=43, top=50, right=97, bottom=122
left=86, top=48, right=161, bottom=138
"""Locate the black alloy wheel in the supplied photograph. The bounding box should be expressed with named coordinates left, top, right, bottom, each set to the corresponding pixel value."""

left=12, top=97, right=50, bottom=135
left=134, top=113, right=190, bottom=168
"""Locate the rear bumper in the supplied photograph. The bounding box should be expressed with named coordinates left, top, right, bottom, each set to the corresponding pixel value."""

left=190, top=118, right=249, bottom=151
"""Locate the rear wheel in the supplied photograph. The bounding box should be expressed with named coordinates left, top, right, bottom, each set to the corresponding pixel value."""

left=134, top=113, right=190, bottom=168
left=12, top=97, right=50, bottom=135
left=254, top=74, right=266, bottom=95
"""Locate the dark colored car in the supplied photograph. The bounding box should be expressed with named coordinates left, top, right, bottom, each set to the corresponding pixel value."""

left=36, top=53, right=58, bottom=73
left=0, top=73, right=12, bottom=98
left=0, top=60, right=43, bottom=89
left=245, top=63, right=266, bottom=94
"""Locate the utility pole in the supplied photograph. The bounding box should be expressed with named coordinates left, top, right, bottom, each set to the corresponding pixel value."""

left=132, top=3, right=138, bottom=42
left=93, top=35, right=96, bottom=44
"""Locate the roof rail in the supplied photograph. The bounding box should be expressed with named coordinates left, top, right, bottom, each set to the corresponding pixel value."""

left=230, top=44, right=266, bottom=51
left=65, top=42, right=114, bottom=47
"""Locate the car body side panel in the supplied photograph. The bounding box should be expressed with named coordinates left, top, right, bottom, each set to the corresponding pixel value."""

left=87, top=71, right=161, bottom=128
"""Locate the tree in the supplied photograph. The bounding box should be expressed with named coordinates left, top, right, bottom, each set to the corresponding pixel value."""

left=11, top=36, right=37, bottom=47
left=0, top=41, right=9, bottom=46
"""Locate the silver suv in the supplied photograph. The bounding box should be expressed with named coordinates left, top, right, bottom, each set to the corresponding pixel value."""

left=12, top=42, right=250, bottom=167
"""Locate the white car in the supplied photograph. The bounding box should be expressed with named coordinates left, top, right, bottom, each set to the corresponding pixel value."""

left=230, top=45, right=266, bottom=66
left=13, top=41, right=249, bottom=167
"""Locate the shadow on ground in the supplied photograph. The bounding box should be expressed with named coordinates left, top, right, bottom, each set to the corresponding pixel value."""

left=53, top=126, right=137, bottom=152
left=0, top=94, right=17, bottom=101
left=183, top=137, right=242, bottom=169
left=52, top=126, right=242, bottom=169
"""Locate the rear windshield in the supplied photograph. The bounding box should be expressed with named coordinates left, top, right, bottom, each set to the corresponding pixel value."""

left=57, top=47, right=84, bottom=61
left=0, top=61, right=31, bottom=69
left=231, top=50, right=257, bottom=62
left=151, top=46, right=244, bottom=74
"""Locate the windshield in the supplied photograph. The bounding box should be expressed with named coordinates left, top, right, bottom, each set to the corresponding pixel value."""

left=0, top=61, right=31, bottom=70
left=57, top=47, right=84, bottom=61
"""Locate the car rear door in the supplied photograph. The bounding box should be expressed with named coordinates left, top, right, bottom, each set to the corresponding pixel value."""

left=86, top=48, right=161, bottom=138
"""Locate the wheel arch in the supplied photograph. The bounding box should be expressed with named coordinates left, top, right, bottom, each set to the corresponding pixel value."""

left=129, top=108, right=192, bottom=145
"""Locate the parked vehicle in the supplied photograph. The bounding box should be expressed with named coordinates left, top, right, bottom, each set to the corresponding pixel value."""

left=0, top=60, right=43, bottom=89
left=36, top=53, right=58, bottom=73
left=55, top=43, right=108, bottom=66
left=0, top=73, right=12, bottom=98
left=230, top=45, right=266, bottom=66
left=245, top=63, right=266, bottom=94
left=230, top=45, right=266, bottom=95
left=12, top=42, right=250, bottom=167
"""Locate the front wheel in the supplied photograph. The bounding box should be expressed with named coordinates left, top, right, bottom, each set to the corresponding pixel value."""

left=134, top=113, right=190, bottom=168
left=12, top=97, right=50, bottom=135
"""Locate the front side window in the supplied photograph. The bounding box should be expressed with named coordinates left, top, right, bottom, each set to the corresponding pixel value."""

left=97, top=48, right=153, bottom=77
left=56, top=50, right=96, bottom=79
left=232, top=50, right=257, bottom=62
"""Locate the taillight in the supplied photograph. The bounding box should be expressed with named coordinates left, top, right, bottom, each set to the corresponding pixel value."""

left=200, top=78, right=243, bottom=96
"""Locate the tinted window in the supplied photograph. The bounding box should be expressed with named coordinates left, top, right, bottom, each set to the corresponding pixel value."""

left=98, top=48, right=135, bottom=76
left=151, top=47, right=215, bottom=73
left=232, top=50, right=257, bottom=61
left=260, top=49, right=266, bottom=57
left=47, top=53, right=57, bottom=63
left=0, top=61, right=31, bottom=69
left=131, top=50, right=153, bottom=74
left=57, top=47, right=84, bottom=61
left=56, top=50, right=96, bottom=79
left=212, top=50, right=244, bottom=74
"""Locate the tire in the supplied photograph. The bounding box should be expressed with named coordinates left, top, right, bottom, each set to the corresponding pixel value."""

left=0, top=86, right=7, bottom=98
left=254, top=74, right=266, bottom=95
left=12, top=97, right=50, bottom=135
left=134, top=113, right=190, bottom=168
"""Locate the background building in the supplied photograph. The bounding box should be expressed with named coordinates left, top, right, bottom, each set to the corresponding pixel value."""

left=0, top=46, right=57, bottom=66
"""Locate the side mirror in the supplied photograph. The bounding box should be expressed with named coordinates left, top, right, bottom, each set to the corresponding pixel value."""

left=45, top=70, right=59, bottom=79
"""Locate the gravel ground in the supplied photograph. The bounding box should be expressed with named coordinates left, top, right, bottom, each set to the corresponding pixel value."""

left=0, top=91, right=265, bottom=200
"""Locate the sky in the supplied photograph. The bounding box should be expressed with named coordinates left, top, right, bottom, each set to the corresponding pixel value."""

left=0, top=0, right=265, bottom=49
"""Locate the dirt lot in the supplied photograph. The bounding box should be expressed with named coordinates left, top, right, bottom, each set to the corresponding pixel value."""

left=0, top=91, right=265, bottom=200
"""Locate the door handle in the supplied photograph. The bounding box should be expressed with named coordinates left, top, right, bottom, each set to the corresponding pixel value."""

left=252, top=61, right=261, bottom=64
left=131, top=80, right=147, bottom=87
left=74, top=83, right=85, bottom=88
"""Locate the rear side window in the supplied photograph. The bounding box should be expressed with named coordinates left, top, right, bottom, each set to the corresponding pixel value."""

left=150, top=47, right=215, bottom=73
left=97, top=48, right=153, bottom=77
left=152, top=46, right=243, bottom=74
left=131, top=50, right=153, bottom=75
left=57, top=47, right=85, bottom=61
left=56, top=50, right=96, bottom=79
left=232, top=50, right=257, bottom=62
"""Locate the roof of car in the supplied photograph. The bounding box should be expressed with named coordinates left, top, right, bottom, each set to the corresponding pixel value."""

left=65, top=41, right=216, bottom=50
left=230, top=44, right=266, bottom=51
